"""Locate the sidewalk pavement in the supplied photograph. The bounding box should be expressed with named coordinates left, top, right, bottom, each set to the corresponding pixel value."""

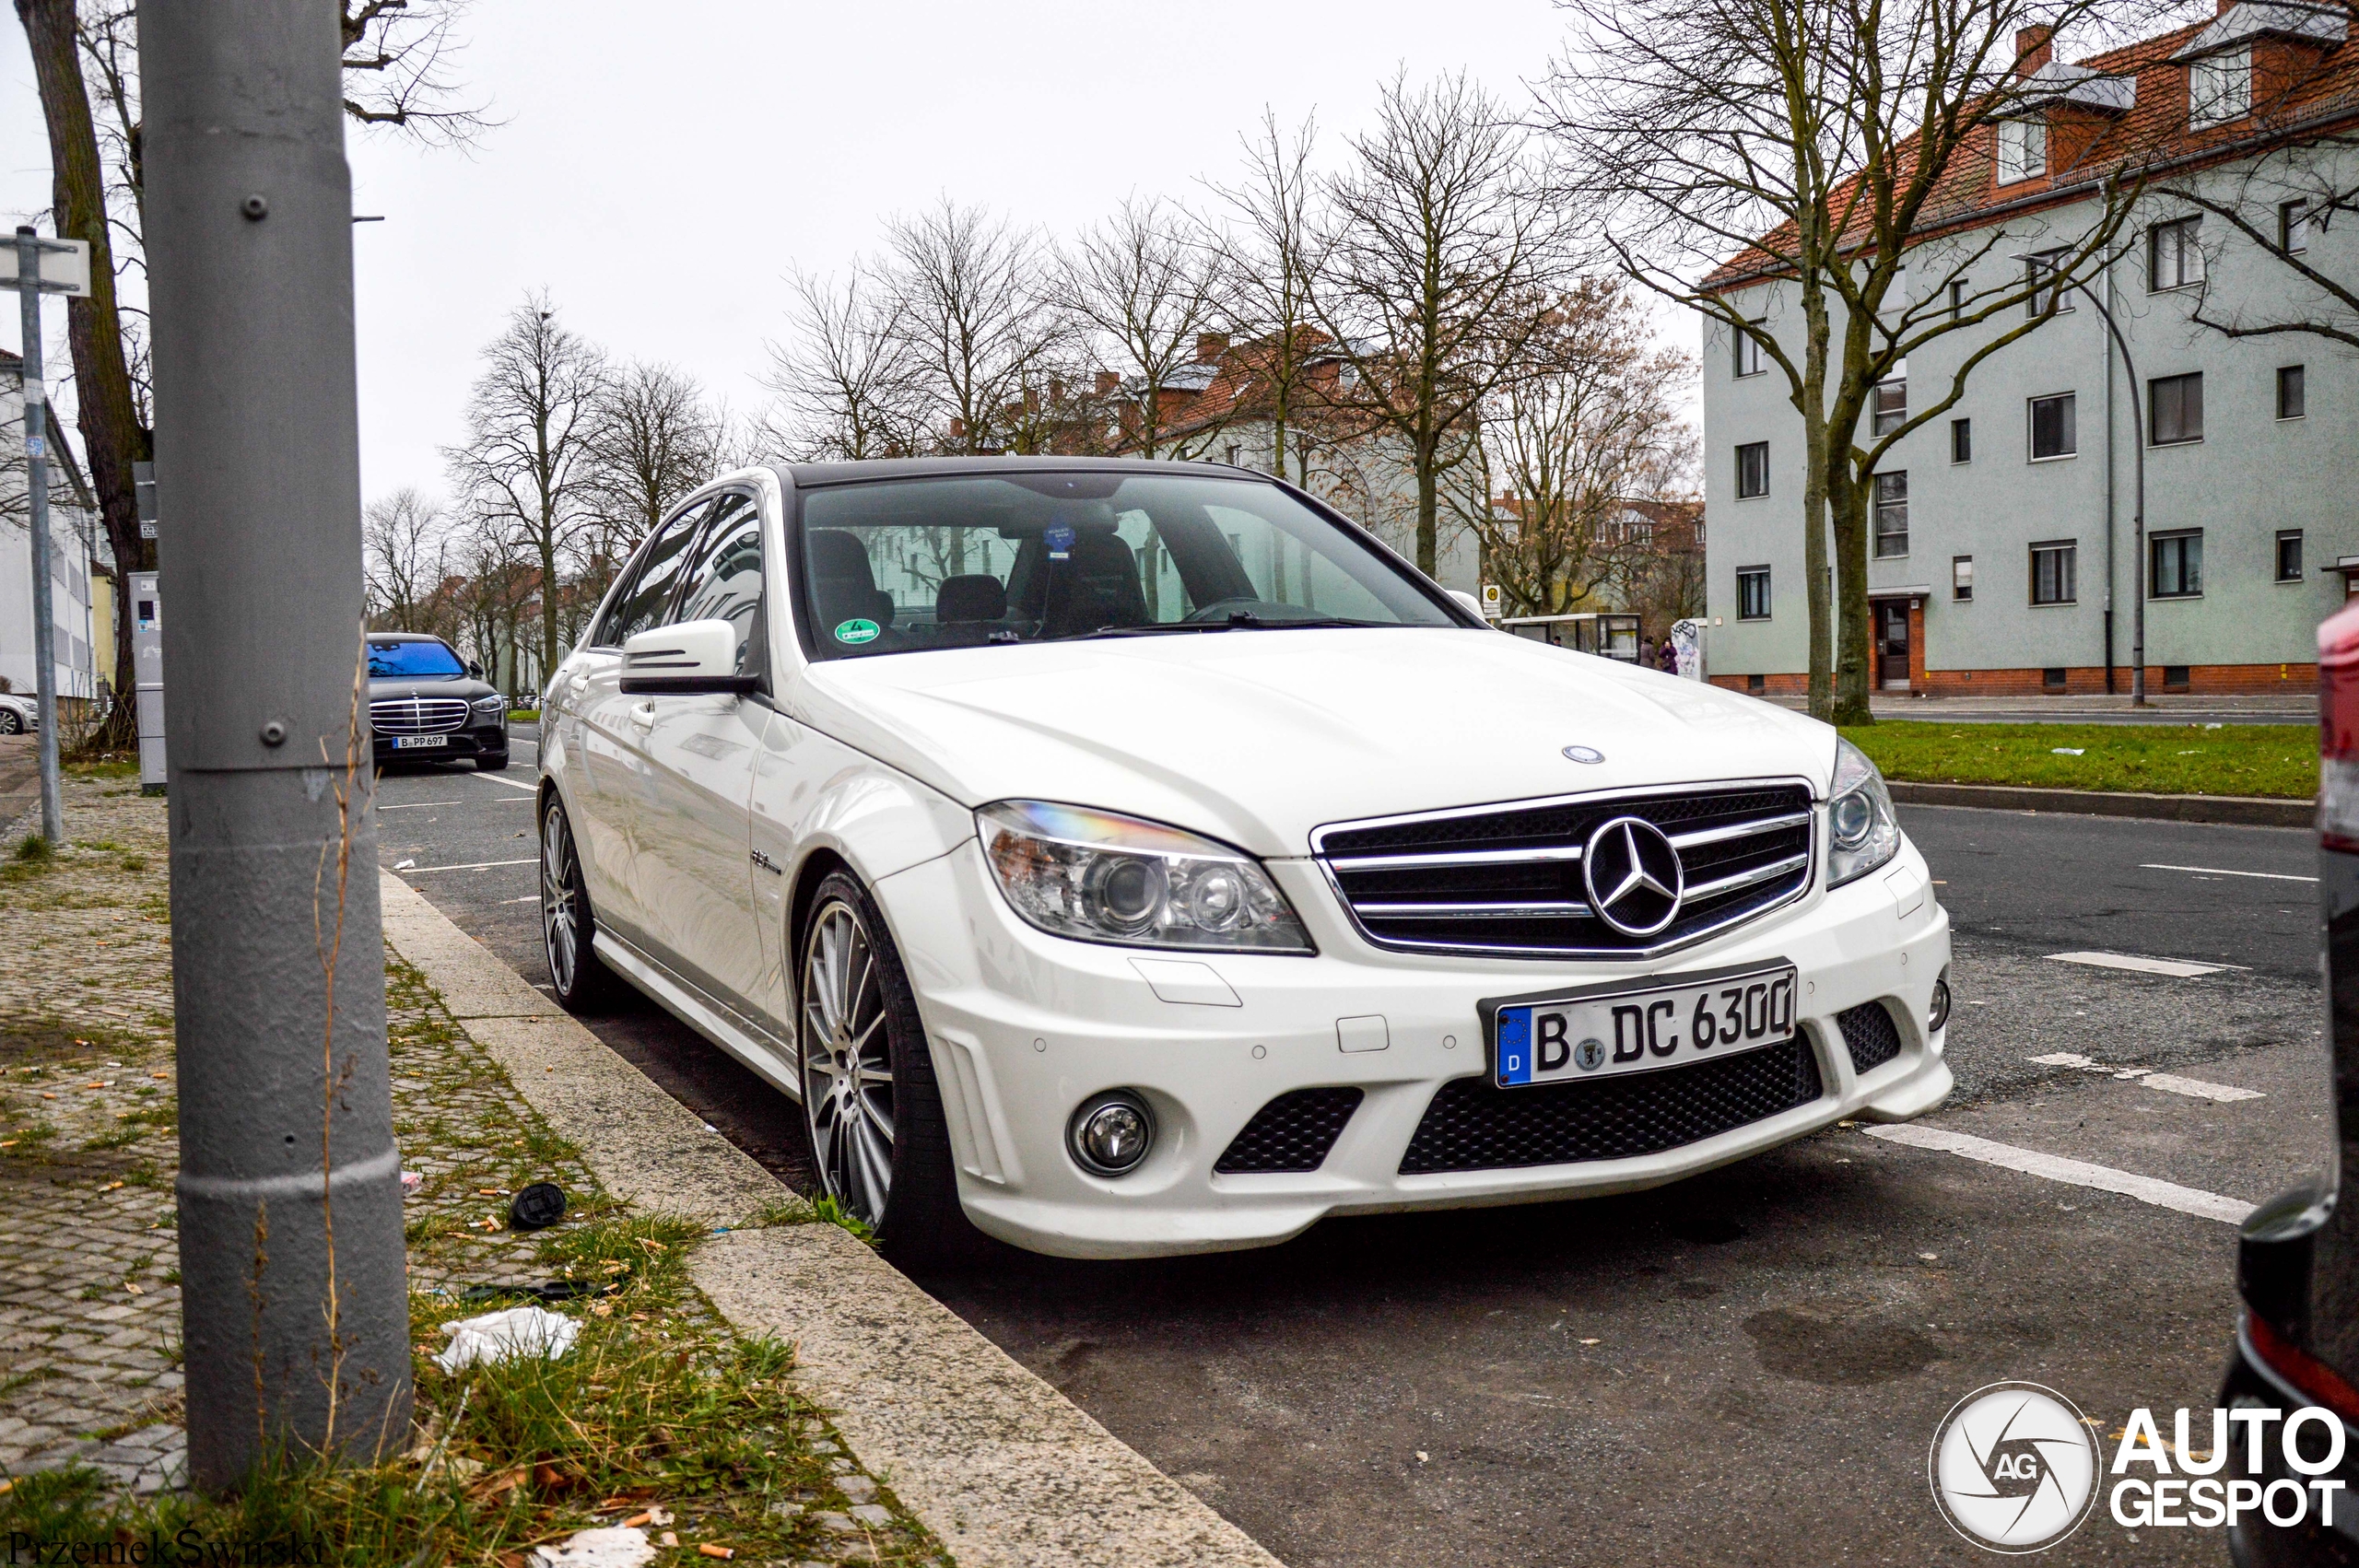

left=1755, top=691, right=2315, bottom=724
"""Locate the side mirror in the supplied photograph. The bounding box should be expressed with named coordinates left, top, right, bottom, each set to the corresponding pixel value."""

left=468, top=661, right=484, bottom=679
left=620, top=620, right=759, bottom=696
left=1448, top=590, right=1487, bottom=621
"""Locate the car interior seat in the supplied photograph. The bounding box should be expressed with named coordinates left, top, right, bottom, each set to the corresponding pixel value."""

left=806, top=530, right=897, bottom=632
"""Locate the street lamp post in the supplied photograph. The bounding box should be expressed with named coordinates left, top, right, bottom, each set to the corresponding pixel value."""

left=6, top=228, right=83, bottom=846
left=2068, top=274, right=2149, bottom=708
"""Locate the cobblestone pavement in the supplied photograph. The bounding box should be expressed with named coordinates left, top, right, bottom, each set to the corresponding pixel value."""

left=0, top=775, right=938, bottom=1564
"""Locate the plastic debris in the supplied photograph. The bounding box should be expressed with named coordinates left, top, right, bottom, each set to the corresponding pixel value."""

left=432, top=1305, right=581, bottom=1373
left=510, top=1181, right=567, bottom=1231
left=2050, top=747, right=2084, bottom=756
left=400, top=1171, right=423, bottom=1196
left=459, top=1278, right=617, bottom=1305
left=528, top=1527, right=654, bottom=1568
left=394, top=859, right=416, bottom=870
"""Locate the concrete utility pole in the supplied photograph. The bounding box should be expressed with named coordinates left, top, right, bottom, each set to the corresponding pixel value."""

left=140, top=0, right=411, bottom=1486
left=11, top=228, right=67, bottom=846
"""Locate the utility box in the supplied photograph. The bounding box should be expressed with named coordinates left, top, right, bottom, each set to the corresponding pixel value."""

left=130, top=571, right=164, bottom=794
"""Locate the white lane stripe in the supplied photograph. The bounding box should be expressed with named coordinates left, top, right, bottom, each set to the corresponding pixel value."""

left=378, top=801, right=463, bottom=810
left=472, top=772, right=538, bottom=793
left=2047, top=950, right=2230, bottom=977
left=2141, top=862, right=2318, bottom=883
left=2142, top=1072, right=2267, bottom=1104
left=397, top=858, right=535, bottom=873
left=1862, top=1124, right=2252, bottom=1224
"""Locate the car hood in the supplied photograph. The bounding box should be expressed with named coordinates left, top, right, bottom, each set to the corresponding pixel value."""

left=791, top=628, right=1837, bottom=859
left=369, top=675, right=501, bottom=705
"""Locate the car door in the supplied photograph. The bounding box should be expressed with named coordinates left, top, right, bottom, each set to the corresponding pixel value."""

left=629, top=488, right=775, bottom=1028
left=570, top=497, right=711, bottom=947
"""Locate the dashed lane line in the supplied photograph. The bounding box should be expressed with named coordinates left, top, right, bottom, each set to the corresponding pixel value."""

left=2140, top=863, right=2318, bottom=883
left=2046, top=950, right=2235, bottom=978
left=1861, top=1124, right=2253, bottom=1224
left=396, top=858, right=536, bottom=874
left=2027, top=1051, right=2266, bottom=1103
left=471, top=771, right=538, bottom=793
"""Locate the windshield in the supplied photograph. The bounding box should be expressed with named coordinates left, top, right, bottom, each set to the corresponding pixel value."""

left=796, top=471, right=1459, bottom=659
left=367, top=639, right=465, bottom=678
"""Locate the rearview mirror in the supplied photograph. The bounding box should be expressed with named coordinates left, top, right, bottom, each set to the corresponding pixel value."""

left=620, top=620, right=759, bottom=696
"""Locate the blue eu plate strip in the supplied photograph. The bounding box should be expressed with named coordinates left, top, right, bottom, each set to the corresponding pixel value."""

left=1496, top=1007, right=1532, bottom=1086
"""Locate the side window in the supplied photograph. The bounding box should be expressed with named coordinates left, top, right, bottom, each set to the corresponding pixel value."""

left=598, top=498, right=712, bottom=648
left=664, top=490, right=767, bottom=677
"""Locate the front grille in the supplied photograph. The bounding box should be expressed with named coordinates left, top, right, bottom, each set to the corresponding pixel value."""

left=1398, top=1037, right=1825, bottom=1175
left=1215, top=1088, right=1364, bottom=1174
left=1837, top=1000, right=1904, bottom=1075
left=370, top=696, right=471, bottom=735
left=1315, top=782, right=1814, bottom=959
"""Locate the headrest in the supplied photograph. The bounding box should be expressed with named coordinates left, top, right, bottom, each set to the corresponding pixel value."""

left=936, top=575, right=1007, bottom=623
left=806, top=530, right=877, bottom=590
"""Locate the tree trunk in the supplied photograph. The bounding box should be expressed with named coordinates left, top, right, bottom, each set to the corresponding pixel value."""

left=18, top=0, right=151, bottom=746
left=1798, top=291, right=1833, bottom=722
left=1828, top=464, right=1874, bottom=725
left=1414, top=439, right=1439, bottom=577
left=536, top=520, right=559, bottom=696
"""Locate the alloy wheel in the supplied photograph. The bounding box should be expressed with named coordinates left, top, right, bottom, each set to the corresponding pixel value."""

left=541, top=805, right=581, bottom=996
left=801, top=898, right=896, bottom=1226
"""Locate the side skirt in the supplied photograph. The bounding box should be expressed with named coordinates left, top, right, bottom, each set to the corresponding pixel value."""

left=593, top=931, right=804, bottom=1104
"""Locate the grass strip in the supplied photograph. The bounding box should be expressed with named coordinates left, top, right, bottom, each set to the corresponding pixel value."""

left=1844, top=721, right=2317, bottom=800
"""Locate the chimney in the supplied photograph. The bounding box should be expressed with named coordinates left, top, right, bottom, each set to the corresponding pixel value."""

left=1095, top=369, right=1119, bottom=397
left=948, top=416, right=967, bottom=441
left=1195, top=331, right=1229, bottom=364
left=2014, top=25, right=2053, bottom=76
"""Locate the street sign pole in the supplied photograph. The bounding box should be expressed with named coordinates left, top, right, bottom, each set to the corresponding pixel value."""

left=10, top=228, right=67, bottom=846
left=141, top=0, right=411, bottom=1486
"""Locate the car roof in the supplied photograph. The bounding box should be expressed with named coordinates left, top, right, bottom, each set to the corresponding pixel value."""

left=367, top=632, right=452, bottom=643
left=772, top=456, right=1272, bottom=489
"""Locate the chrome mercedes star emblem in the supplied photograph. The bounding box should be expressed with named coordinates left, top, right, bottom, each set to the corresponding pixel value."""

left=1562, top=745, right=1605, bottom=765
left=1582, top=815, right=1684, bottom=937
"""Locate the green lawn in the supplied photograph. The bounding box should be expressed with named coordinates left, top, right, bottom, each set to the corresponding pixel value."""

left=1843, top=722, right=2318, bottom=800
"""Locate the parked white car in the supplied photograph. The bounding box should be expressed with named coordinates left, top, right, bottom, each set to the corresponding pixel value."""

left=536, top=461, right=1952, bottom=1261
left=0, top=692, right=37, bottom=734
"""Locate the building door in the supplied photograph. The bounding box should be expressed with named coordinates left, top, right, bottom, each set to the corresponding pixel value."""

left=1878, top=602, right=1911, bottom=690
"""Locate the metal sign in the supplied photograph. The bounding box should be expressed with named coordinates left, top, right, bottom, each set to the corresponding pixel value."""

left=1480, top=583, right=1503, bottom=619
left=135, top=461, right=158, bottom=540
left=1, top=238, right=92, bottom=298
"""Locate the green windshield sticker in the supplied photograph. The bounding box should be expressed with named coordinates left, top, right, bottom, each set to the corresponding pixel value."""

left=833, top=618, right=880, bottom=645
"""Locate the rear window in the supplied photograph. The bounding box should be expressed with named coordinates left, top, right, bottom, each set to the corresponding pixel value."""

left=368, top=639, right=465, bottom=678
left=796, top=471, right=1455, bottom=659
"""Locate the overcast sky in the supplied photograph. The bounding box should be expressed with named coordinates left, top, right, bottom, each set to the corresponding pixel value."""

left=5, top=1, right=1684, bottom=504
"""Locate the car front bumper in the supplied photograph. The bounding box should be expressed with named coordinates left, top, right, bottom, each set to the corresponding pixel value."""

left=372, top=721, right=506, bottom=764
left=874, top=832, right=1954, bottom=1259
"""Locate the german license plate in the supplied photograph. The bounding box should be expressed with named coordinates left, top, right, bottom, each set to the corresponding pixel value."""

left=1490, top=963, right=1798, bottom=1088
left=393, top=734, right=448, bottom=750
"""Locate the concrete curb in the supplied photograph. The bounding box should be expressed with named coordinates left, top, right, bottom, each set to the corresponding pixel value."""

left=375, top=870, right=1284, bottom=1568
left=1886, top=779, right=2313, bottom=828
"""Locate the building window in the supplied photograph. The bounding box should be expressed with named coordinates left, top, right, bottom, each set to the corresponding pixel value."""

left=1736, top=566, right=1772, bottom=620
left=1953, top=556, right=1974, bottom=602
left=1735, top=441, right=1769, bottom=499
left=2031, top=541, right=2077, bottom=605
left=1747, top=673, right=1766, bottom=695
left=2278, top=365, right=2306, bottom=420
left=2043, top=667, right=2068, bottom=691
left=1872, top=472, right=1908, bottom=558
left=1872, top=379, right=1907, bottom=436
left=2025, top=249, right=2074, bottom=315
left=2150, top=216, right=2205, bottom=291
left=1951, top=417, right=1973, bottom=463
left=2151, top=530, right=2203, bottom=597
left=2165, top=664, right=2192, bottom=690
left=1997, top=116, right=2048, bottom=183
left=1735, top=320, right=1766, bottom=377
left=2278, top=530, right=2304, bottom=583
left=1948, top=278, right=1969, bottom=322
left=2189, top=45, right=2252, bottom=129
left=2029, top=392, right=2077, bottom=460
left=2280, top=198, right=2312, bottom=254
left=2150, top=372, right=2203, bottom=445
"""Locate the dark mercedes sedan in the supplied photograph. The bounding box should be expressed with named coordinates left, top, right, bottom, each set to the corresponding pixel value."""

left=368, top=633, right=510, bottom=770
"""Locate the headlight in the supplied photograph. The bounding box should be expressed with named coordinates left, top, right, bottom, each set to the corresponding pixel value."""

left=1827, top=737, right=1901, bottom=888
left=977, top=801, right=1314, bottom=953
left=473, top=696, right=508, bottom=718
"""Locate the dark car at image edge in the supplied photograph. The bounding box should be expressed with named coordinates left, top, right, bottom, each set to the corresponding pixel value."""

left=367, top=632, right=510, bottom=770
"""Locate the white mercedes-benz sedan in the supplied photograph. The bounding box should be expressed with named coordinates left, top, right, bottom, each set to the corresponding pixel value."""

left=535, top=459, right=1952, bottom=1262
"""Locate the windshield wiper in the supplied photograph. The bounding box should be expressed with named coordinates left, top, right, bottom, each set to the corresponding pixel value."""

left=1067, top=612, right=1388, bottom=641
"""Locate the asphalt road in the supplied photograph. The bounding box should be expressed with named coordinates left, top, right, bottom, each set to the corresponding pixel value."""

left=376, top=731, right=2319, bottom=1566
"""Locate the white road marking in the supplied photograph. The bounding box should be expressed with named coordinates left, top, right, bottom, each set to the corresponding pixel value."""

left=378, top=801, right=463, bottom=810
left=2141, top=863, right=2318, bottom=883
left=396, top=858, right=536, bottom=874
left=2046, top=950, right=2229, bottom=978
left=471, top=772, right=538, bottom=793
left=1861, top=1124, right=2252, bottom=1224
left=2027, top=1052, right=2266, bottom=1101
left=499, top=895, right=539, bottom=905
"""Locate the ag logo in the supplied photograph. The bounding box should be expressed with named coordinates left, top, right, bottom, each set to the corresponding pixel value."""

left=1929, top=1382, right=2099, bottom=1553
left=1575, top=1037, right=1606, bottom=1071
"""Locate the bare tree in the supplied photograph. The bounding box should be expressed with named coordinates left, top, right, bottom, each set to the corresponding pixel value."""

left=1312, top=71, right=1568, bottom=579
left=1212, top=111, right=1330, bottom=486
left=761, top=266, right=923, bottom=461
left=1058, top=196, right=1231, bottom=459
left=338, top=0, right=499, bottom=146
left=2167, top=124, right=2359, bottom=350
left=1550, top=0, right=2148, bottom=721
left=362, top=486, right=452, bottom=635
left=882, top=198, right=1063, bottom=453
left=444, top=295, right=610, bottom=685
left=448, top=512, right=536, bottom=701
left=1448, top=279, right=1695, bottom=616
left=582, top=358, right=722, bottom=570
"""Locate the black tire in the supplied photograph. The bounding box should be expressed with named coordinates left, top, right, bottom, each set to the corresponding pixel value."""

left=477, top=752, right=511, bottom=773
left=797, top=871, right=985, bottom=1269
left=539, top=794, right=625, bottom=1012
left=0, top=710, right=21, bottom=735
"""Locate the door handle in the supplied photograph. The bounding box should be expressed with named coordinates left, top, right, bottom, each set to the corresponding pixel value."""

left=628, top=702, right=655, bottom=730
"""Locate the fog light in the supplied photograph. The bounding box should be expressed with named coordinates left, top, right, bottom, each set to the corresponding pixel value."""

left=1068, top=1091, right=1156, bottom=1176
left=1929, top=970, right=1952, bottom=1033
